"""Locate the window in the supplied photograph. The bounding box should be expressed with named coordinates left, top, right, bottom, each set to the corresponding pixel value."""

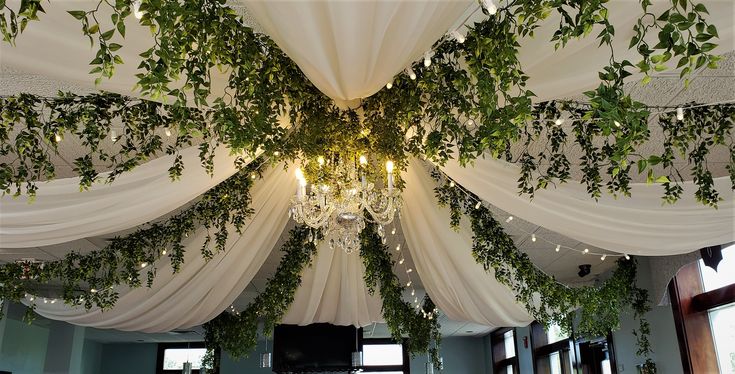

left=156, top=343, right=215, bottom=374
left=491, top=328, right=518, bottom=374
left=669, top=244, right=735, bottom=373
left=360, top=339, right=409, bottom=374
left=531, top=322, right=574, bottom=374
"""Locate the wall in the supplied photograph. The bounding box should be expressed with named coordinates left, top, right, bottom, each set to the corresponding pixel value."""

left=99, top=343, right=158, bottom=374
left=0, top=318, right=49, bottom=374
left=410, top=336, right=488, bottom=374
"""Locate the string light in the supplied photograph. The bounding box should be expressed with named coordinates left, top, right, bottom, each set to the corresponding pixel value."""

left=407, top=268, right=413, bottom=273
left=554, top=118, right=564, bottom=126
left=482, top=0, right=498, bottom=15
left=395, top=244, right=401, bottom=251
left=251, top=173, right=257, bottom=180
left=161, top=249, right=167, bottom=255
left=676, top=107, right=684, bottom=121
left=449, top=181, right=455, bottom=188
left=555, top=244, right=560, bottom=252
left=399, top=258, right=405, bottom=265
left=475, top=201, right=482, bottom=209
left=406, top=281, right=412, bottom=287
left=90, top=288, right=97, bottom=293
left=133, top=0, right=144, bottom=19
left=110, top=130, right=118, bottom=142
left=164, top=127, right=172, bottom=137
left=505, top=216, right=514, bottom=223
left=601, top=255, right=607, bottom=261
left=391, top=227, right=397, bottom=235
left=140, top=262, right=148, bottom=268
left=54, top=133, right=62, bottom=142
left=386, top=81, right=393, bottom=89
left=583, top=248, right=589, bottom=254
left=531, top=234, right=536, bottom=242
left=406, top=67, right=417, bottom=80
left=423, top=51, right=433, bottom=67
left=625, top=254, right=631, bottom=260
left=449, top=30, right=465, bottom=44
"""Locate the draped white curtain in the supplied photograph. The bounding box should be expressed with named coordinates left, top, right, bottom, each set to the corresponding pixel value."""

left=282, top=243, right=384, bottom=326
left=0, top=147, right=242, bottom=248
left=24, top=166, right=295, bottom=332
left=402, top=161, right=533, bottom=327
left=243, top=1, right=473, bottom=103
left=441, top=156, right=734, bottom=256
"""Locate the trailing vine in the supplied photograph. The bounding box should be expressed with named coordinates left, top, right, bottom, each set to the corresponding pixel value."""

left=201, top=225, right=319, bottom=370
left=0, top=0, right=730, bottom=205
left=0, top=157, right=258, bottom=321
left=360, top=220, right=442, bottom=368
left=431, top=166, right=654, bottom=364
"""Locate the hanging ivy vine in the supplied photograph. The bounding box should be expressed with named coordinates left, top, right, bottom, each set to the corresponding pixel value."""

left=360, top=220, right=442, bottom=368
left=431, top=166, right=654, bottom=364
left=0, top=157, right=258, bottom=321
left=0, top=0, right=730, bottom=205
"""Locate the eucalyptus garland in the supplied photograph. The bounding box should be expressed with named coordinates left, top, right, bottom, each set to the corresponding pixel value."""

left=431, top=167, right=653, bottom=363
left=360, top=220, right=442, bottom=368
left=0, top=157, right=258, bottom=321
left=1, top=0, right=730, bottom=205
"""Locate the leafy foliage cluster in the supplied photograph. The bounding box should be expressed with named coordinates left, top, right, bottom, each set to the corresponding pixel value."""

left=360, top=220, right=442, bottom=368
left=0, top=0, right=731, bottom=204
left=431, top=167, right=653, bottom=362
left=0, top=157, right=258, bottom=321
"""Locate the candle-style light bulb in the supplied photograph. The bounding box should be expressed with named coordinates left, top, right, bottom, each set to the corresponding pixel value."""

left=386, top=160, right=395, bottom=193
left=359, top=155, right=367, bottom=165
left=385, top=160, right=394, bottom=173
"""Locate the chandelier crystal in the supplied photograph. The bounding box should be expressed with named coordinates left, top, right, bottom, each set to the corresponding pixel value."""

left=289, top=156, right=401, bottom=254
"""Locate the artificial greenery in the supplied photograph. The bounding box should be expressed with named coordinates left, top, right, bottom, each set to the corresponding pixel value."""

left=201, top=224, right=319, bottom=370
left=360, top=220, right=442, bottom=368
left=0, top=157, right=257, bottom=321
left=431, top=166, right=653, bottom=363
left=1, top=0, right=731, bottom=205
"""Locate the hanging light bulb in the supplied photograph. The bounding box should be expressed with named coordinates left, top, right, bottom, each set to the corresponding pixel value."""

left=555, top=118, right=564, bottom=126
left=391, top=227, right=396, bottom=235
left=407, top=268, right=413, bottom=273
left=132, top=0, right=145, bottom=19
left=449, top=181, right=455, bottom=188
left=54, top=133, right=62, bottom=142
left=482, top=0, right=498, bottom=15
left=625, top=254, right=631, bottom=260
left=505, top=216, right=514, bottom=223
left=475, top=201, right=482, bottom=209
left=423, top=51, right=433, bottom=67
left=406, top=67, right=417, bottom=80
left=601, top=254, right=607, bottom=261
left=449, top=30, right=465, bottom=44
left=386, top=81, right=393, bottom=89
left=531, top=234, right=537, bottom=242
left=359, top=155, right=368, bottom=165
left=140, top=262, right=148, bottom=268
left=399, top=258, right=405, bottom=265
left=161, top=249, right=167, bottom=255
left=406, top=281, right=412, bottom=287
left=110, top=129, right=118, bottom=142
left=395, top=244, right=401, bottom=251
left=555, top=244, right=561, bottom=252
left=676, top=107, right=684, bottom=121
left=164, top=127, right=172, bottom=137
left=317, top=156, right=325, bottom=166
left=583, top=248, right=589, bottom=254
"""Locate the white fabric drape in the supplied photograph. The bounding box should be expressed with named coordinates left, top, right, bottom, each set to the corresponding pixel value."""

left=442, top=156, right=734, bottom=256
left=25, top=166, right=295, bottom=332
left=402, top=161, right=533, bottom=327
left=0, top=146, right=241, bottom=248
left=243, top=1, right=473, bottom=103
left=282, top=243, right=384, bottom=326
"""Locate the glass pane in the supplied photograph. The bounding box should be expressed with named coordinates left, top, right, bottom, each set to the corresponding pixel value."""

left=363, top=344, right=404, bottom=366
left=601, top=358, right=612, bottom=374
left=699, top=244, right=735, bottom=292
left=504, top=330, right=516, bottom=358
left=549, top=351, right=562, bottom=374
left=162, top=348, right=206, bottom=370
left=709, top=303, right=735, bottom=373
left=362, top=372, right=403, bottom=374
left=505, top=364, right=514, bottom=374
left=546, top=323, right=569, bottom=344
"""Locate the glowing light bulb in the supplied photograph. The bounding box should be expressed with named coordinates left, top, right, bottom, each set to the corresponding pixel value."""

left=555, top=118, right=564, bottom=126
left=110, top=130, right=118, bottom=142
left=505, top=216, right=513, bottom=223
left=386, top=160, right=394, bottom=173
left=395, top=244, right=401, bottom=251
left=164, top=127, right=172, bottom=137
left=625, top=254, right=631, bottom=260
left=449, top=181, right=455, bottom=188
left=295, top=167, right=304, bottom=181
left=555, top=245, right=561, bottom=252
left=676, top=107, right=684, bottom=121
left=359, top=155, right=368, bottom=165
left=399, top=258, right=405, bottom=265
left=133, top=0, right=144, bottom=19
left=54, top=133, right=62, bottom=142
left=140, top=262, right=148, bottom=268
left=531, top=234, right=536, bottom=242
left=317, top=156, right=325, bottom=166
left=614, top=121, right=621, bottom=128
left=386, top=82, right=393, bottom=89
left=583, top=248, right=589, bottom=254
left=406, top=67, right=416, bottom=80
left=475, top=201, right=482, bottom=209
left=250, top=173, right=257, bottom=180
left=407, top=268, right=413, bottom=273
left=450, top=30, right=465, bottom=44
left=391, top=227, right=396, bottom=235
left=161, top=249, right=167, bottom=255
left=601, top=255, right=607, bottom=261
left=273, top=151, right=280, bottom=156
left=482, top=0, right=498, bottom=15
left=423, top=52, right=432, bottom=67
left=406, top=281, right=412, bottom=287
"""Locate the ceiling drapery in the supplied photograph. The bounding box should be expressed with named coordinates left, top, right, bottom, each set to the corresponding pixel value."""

left=441, top=157, right=734, bottom=256
left=24, top=166, right=294, bottom=332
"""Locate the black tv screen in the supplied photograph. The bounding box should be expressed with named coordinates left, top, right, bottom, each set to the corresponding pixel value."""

left=273, top=323, right=360, bottom=372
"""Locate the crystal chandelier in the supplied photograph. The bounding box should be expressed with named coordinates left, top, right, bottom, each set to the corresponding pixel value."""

left=289, top=156, right=401, bottom=254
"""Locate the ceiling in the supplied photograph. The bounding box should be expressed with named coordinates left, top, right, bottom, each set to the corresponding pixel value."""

left=1, top=2, right=733, bottom=343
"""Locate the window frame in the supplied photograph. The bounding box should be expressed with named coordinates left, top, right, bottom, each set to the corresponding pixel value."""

left=491, top=327, right=519, bottom=374
left=359, top=338, right=410, bottom=373
left=530, top=322, right=575, bottom=374
left=669, top=255, right=735, bottom=373
left=156, top=342, right=218, bottom=374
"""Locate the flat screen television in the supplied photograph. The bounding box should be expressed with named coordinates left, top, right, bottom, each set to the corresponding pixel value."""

left=273, top=323, right=361, bottom=372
